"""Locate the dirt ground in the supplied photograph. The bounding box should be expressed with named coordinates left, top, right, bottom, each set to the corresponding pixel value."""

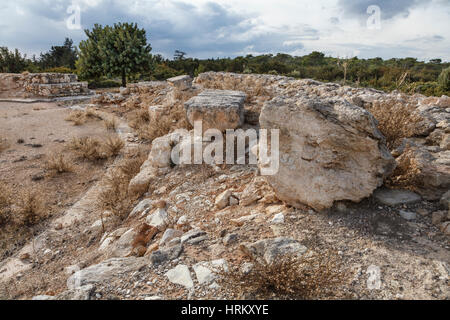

left=0, top=101, right=114, bottom=260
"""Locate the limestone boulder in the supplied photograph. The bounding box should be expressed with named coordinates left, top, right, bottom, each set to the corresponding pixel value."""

left=259, top=95, right=396, bottom=210
left=184, top=90, right=246, bottom=132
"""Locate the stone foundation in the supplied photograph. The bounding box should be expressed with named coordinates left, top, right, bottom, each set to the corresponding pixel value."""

left=0, top=73, right=92, bottom=99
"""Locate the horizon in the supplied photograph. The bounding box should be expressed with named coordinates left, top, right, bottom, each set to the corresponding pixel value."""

left=1, top=0, right=449, bottom=62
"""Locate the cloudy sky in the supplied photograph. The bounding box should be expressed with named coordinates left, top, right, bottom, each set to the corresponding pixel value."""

left=1, top=0, right=449, bottom=61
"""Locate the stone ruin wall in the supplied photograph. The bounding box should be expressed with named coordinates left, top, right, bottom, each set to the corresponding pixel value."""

left=0, top=73, right=91, bottom=99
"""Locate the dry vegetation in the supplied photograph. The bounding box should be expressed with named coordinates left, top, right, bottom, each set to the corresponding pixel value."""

left=368, top=100, right=422, bottom=149
left=218, top=251, right=349, bottom=300
left=386, top=147, right=424, bottom=191
left=65, top=108, right=103, bottom=126
left=197, top=75, right=274, bottom=103
left=127, top=88, right=194, bottom=141
left=68, top=134, right=124, bottom=161
left=97, top=148, right=148, bottom=220
left=103, top=116, right=119, bottom=131
left=45, top=153, right=73, bottom=176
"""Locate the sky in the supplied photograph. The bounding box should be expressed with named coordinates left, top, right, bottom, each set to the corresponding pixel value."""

left=0, top=0, right=449, bottom=61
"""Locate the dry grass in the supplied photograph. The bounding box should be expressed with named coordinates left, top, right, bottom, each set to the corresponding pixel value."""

left=126, top=88, right=193, bottom=141
left=103, top=116, right=118, bottom=131
left=68, top=135, right=124, bottom=161
left=45, top=153, right=73, bottom=175
left=196, top=74, right=274, bottom=103
left=16, top=189, right=45, bottom=227
left=386, top=147, right=423, bottom=191
left=65, top=108, right=103, bottom=126
left=218, top=251, right=349, bottom=300
left=368, top=101, right=422, bottom=149
left=0, top=184, right=12, bottom=226
left=104, top=135, right=125, bottom=156
left=97, top=148, right=148, bottom=219
left=65, top=110, right=86, bottom=126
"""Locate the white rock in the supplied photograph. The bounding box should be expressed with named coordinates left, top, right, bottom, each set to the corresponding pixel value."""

left=193, top=259, right=228, bottom=285
left=165, top=264, right=194, bottom=289
left=146, top=208, right=169, bottom=230
left=398, top=210, right=417, bottom=221
left=215, top=190, right=232, bottom=210
left=259, top=95, right=396, bottom=210
left=271, top=213, right=285, bottom=224
left=160, top=229, right=183, bottom=246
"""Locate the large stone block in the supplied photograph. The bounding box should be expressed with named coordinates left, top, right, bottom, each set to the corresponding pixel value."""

left=259, top=95, right=396, bottom=210
left=184, top=90, right=246, bottom=132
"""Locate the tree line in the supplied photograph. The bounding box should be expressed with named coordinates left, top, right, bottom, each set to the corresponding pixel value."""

left=1, top=22, right=449, bottom=96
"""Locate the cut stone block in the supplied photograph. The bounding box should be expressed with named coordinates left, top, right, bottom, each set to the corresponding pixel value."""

left=184, top=90, right=246, bottom=132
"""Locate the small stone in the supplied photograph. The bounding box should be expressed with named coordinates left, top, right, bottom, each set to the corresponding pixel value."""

left=398, top=210, right=417, bottom=221
left=215, top=190, right=232, bottom=210
left=440, top=221, right=450, bottom=235
left=416, top=208, right=429, bottom=216
left=193, top=259, right=228, bottom=285
left=229, top=196, right=239, bottom=206
left=165, top=264, right=194, bottom=289
left=271, top=213, right=285, bottom=224
left=181, top=229, right=206, bottom=244
left=223, top=233, right=238, bottom=246
left=440, top=190, right=450, bottom=209
left=374, top=188, right=421, bottom=206
left=432, top=211, right=447, bottom=225
left=160, top=229, right=183, bottom=246
left=146, top=208, right=169, bottom=230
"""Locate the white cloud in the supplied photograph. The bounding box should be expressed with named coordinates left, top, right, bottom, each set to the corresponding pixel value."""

left=0, top=0, right=448, bottom=61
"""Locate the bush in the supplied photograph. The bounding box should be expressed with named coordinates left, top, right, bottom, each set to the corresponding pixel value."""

left=88, top=79, right=121, bottom=89
left=438, top=67, right=450, bottom=91
left=218, top=250, right=349, bottom=300
left=42, top=67, right=74, bottom=74
left=45, top=153, right=73, bottom=175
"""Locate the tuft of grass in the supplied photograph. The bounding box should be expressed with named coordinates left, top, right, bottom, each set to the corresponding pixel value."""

left=0, top=184, right=12, bottom=226
left=386, top=147, right=423, bottom=191
left=103, top=116, right=118, bottom=131
left=85, top=107, right=103, bottom=120
left=97, top=149, right=147, bottom=219
left=65, top=110, right=86, bottom=126
left=104, top=135, right=125, bottom=157
left=16, top=190, right=45, bottom=227
left=69, top=137, right=107, bottom=161
left=45, top=153, right=73, bottom=175
left=368, top=101, right=422, bottom=149
left=217, top=251, right=349, bottom=300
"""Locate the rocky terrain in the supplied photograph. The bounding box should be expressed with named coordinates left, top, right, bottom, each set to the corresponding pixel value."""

left=0, top=72, right=449, bottom=300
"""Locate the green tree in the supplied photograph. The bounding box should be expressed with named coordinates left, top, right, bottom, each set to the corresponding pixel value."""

left=438, top=67, right=450, bottom=91
left=78, top=23, right=152, bottom=86
left=0, top=47, right=29, bottom=73
left=39, top=38, right=78, bottom=70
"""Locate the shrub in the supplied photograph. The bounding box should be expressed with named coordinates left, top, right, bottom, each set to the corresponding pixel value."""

left=104, top=135, right=125, bottom=156
left=88, top=79, right=121, bottom=89
left=438, top=67, right=450, bottom=92
left=368, top=101, right=422, bottom=149
left=97, top=148, right=148, bottom=219
left=42, top=67, right=74, bottom=74
left=16, top=190, right=44, bottom=227
left=218, top=251, right=349, bottom=300
left=45, top=153, right=73, bottom=175
left=103, top=116, right=118, bottom=131
left=69, top=137, right=108, bottom=161
left=65, top=110, right=86, bottom=126
left=0, top=184, right=12, bottom=226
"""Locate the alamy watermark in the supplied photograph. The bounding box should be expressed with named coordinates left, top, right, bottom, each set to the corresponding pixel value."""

left=367, top=5, right=381, bottom=30
left=169, top=121, right=280, bottom=176
left=66, top=1, right=81, bottom=30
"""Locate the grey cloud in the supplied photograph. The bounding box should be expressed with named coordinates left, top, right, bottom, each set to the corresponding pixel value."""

left=338, top=0, right=431, bottom=19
